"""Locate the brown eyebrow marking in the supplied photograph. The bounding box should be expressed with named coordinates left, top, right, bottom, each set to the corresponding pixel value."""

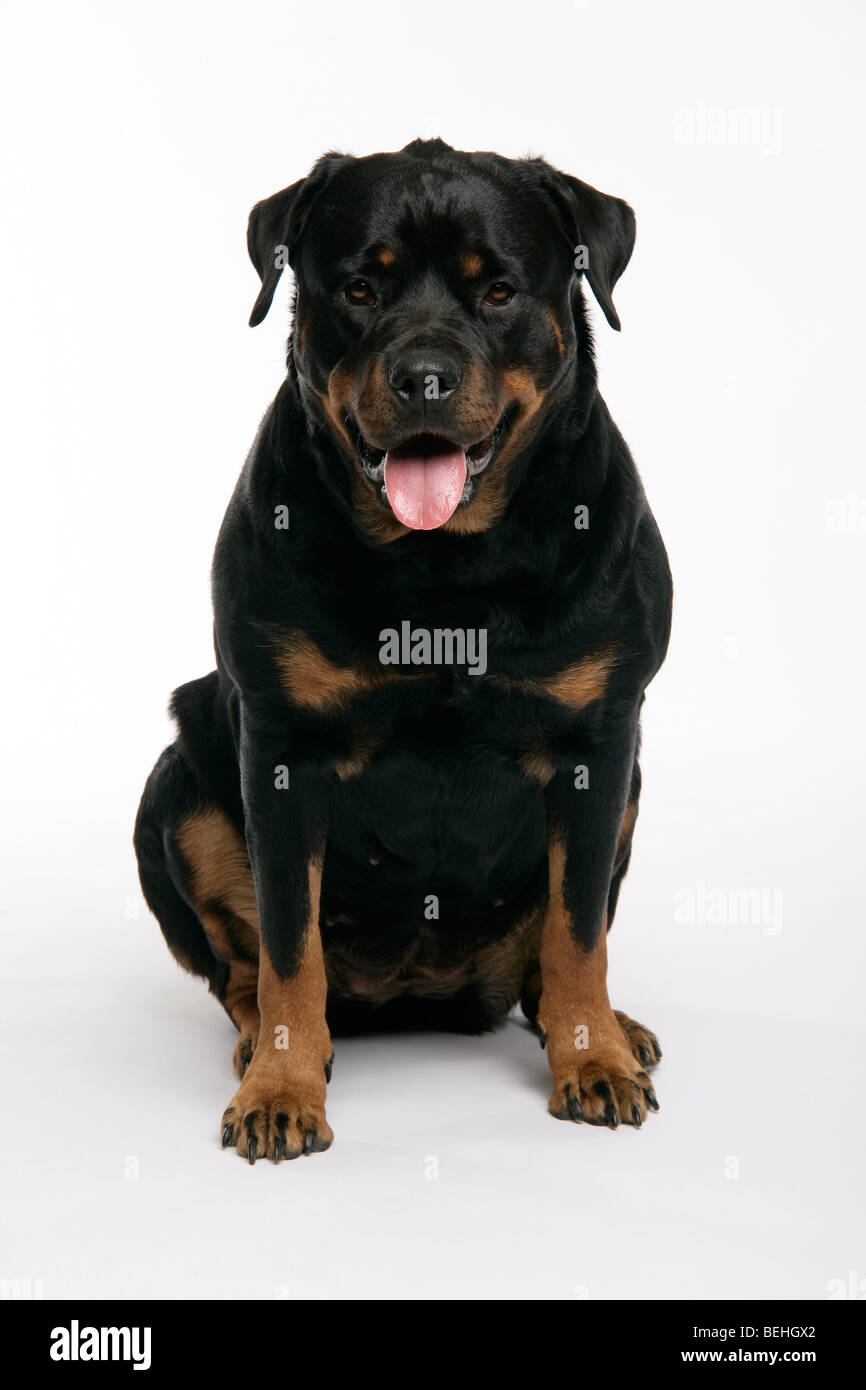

left=461, top=251, right=483, bottom=278
left=377, top=246, right=396, bottom=267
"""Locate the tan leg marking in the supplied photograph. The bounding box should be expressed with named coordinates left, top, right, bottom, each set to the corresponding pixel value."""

left=537, top=841, right=658, bottom=1127
left=174, top=808, right=262, bottom=1075
left=220, top=861, right=334, bottom=1162
left=175, top=810, right=259, bottom=956
left=224, top=960, right=261, bottom=1079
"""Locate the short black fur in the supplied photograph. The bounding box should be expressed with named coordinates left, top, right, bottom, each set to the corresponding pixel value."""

left=135, top=138, right=672, bottom=1047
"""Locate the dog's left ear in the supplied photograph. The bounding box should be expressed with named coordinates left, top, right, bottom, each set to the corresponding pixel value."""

left=535, top=165, right=636, bottom=331
left=247, top=153, right=348, bottom=326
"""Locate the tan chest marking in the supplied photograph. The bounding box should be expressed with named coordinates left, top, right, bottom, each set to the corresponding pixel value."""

left=498, top=646, right=617, bottom=713
left=274, top=630, right=432, bottom=714
left=519, top=742, right=557, bottom=786
left=333, top=731, right=382, bottom=781
left=542, top=648, right=616, bottom=708
left=275, top=631, right=384, bottom=712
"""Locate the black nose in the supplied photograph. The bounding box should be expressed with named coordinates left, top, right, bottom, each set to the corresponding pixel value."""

left=387, top=352, right=462, bottom=401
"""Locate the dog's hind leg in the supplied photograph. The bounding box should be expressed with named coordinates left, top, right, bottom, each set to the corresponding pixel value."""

left=134, top=745, right=222, bottom=985
left=134, top=743, right=262, bottom=1078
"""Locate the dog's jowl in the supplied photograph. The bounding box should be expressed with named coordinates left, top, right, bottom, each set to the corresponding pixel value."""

left=134, top=139, right=672, bottom=1161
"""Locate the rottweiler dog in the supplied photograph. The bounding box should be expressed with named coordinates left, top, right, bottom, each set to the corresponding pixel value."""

left=134, top=138, right=672, bottom=1162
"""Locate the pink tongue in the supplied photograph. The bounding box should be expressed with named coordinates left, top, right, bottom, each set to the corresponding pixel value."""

left=383, top=439, right=467, bottom=530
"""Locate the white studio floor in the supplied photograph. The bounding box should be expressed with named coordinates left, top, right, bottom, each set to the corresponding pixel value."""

left=2, top=812, right=861, bottom=1302
left=3, top=0, right=866, bottom=1307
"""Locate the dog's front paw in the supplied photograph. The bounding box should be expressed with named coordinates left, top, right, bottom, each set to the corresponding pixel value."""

left=220, top=1060, right=332, bottom=1163
left=545, top=1022, right=659, bottom=1128
left=549, top=1055, right=658, bottom=1128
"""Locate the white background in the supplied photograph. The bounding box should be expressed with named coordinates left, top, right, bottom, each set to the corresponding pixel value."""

left=1, top=0, right=864, bottom=1300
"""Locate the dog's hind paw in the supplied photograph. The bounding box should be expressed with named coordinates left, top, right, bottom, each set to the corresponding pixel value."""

left=232, top=1030, right=258, bottom=1080
left=614, top=1010, right=662, bottom=1070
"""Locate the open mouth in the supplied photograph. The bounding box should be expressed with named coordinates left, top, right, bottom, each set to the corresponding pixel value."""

left=357, top=422, right=505, bottom=530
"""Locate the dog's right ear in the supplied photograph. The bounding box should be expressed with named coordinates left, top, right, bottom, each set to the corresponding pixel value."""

left=247, top=153, right=348, bottom=327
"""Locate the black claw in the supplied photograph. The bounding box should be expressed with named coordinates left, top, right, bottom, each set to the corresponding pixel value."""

left=592, top=1080, right=618, bottom=1129
left=244, top=1112, right=259, bottom=1164
left=566, top=1090, right=583, bottom=1123
left=273, top=1137, right=284, bottom=1163
left=221, top=1123, right=234, bottom=1148
left=638, top=1046, right=652, bottom=1066
left=644, top=1088, right=659, bottom=1111
left=303, top=1129, right=316, bottom=1155
left=631, top=1102, right=643, bottom=1127
left=538, top=1031, right=547, bottom=1050
left=324, top=1060, right=332, bottom=1083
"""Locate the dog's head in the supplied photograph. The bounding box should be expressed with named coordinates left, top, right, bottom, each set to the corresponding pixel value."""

left=247, top=139, right=634, bottom=539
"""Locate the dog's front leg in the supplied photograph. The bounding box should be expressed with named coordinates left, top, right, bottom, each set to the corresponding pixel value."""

left=220, top=710, right=333, bottom=1162
left=538, top=715, right=660, bottom=1128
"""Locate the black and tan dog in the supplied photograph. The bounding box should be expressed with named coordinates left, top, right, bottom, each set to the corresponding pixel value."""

left=134, top=139, right=672, bottom=1162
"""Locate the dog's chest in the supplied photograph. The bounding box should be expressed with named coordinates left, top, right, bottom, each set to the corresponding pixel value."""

left=271, top=620, right=614, bottom=801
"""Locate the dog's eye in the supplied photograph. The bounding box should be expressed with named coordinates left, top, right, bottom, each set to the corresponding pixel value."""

left=483, top=281, right=514, bottom=306
left=345, top=279, right=377, bottom=307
